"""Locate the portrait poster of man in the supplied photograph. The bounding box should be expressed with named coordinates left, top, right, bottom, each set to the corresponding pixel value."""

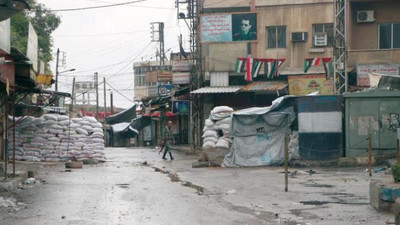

left=232, top=13, right=257, bottom=41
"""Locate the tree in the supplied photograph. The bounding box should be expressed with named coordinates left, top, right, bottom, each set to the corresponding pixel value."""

left=10, top=0, right=60, bottom=74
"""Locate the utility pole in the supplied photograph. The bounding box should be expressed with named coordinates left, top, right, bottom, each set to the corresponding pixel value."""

left=176, top=0, right=203, bottom=148
left=55, top=48, right=60, bottom=92
left=103, top=77, right=106, bottom=117
left=71, top=77, right=76, bottom=112
left=151, top=22, right=165, bottom=65
left=95, top=72, right=99, bottom=119
left=110, top=92, right=114, bottom=115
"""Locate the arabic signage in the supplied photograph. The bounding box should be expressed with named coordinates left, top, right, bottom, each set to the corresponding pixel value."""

left=172, top=100, right=189, bottom=115
left=172, top=60, right=190, bottom=72
left=158, top=84, right=174, bottom=97
left=173, top=72, right=190, bottom=84
left=0, top=19, right=10, bottom=54
left=201, top=13, right=257, bottom=43
left=357, top=64, right=400, bottom=87
left=27, top=22, right=38, bottom=72
left=75, top=81, right=95, bottom=93
left=288, top=74, right=334, bottom=96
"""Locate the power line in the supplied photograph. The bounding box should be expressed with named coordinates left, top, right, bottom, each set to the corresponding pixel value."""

left=83, top=0, right=175, bottom=10
left=106, top=81, right=134, bottom=103
left=49, top=0, right=147, bottom=12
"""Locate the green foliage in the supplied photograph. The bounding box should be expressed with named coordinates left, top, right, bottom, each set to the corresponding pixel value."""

left=10, top=0, right=61, bottom=74
left=392, top=161, right=400, bottom=183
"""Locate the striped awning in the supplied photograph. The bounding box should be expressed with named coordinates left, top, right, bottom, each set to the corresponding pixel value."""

left=191, top=86, right=243, bottom=94
left=239, top=81, right=288, bottom=93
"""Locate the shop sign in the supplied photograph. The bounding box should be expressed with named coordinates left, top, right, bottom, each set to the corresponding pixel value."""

left=357, top=64, right=400, bottom=86
left=172, top=100, right=189, bottom=115
left=288, top=74, right=334, bottom=96
left=158, top=84, right=173, bottom=97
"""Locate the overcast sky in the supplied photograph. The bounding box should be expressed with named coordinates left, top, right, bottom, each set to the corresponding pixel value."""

left=37, top=0, right=189, bottom=109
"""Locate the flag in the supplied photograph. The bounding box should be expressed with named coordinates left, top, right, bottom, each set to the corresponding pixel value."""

left=267, top=59, right=276, bottom=79
left=234, top=58, right=246, bottom=73
left=273, top=58, right=286, bottom=77
left=322, top=57, right=333, bottom=80
left=245, top=58, right=253, bottom=81
left=304, top=57, right=321, bottom=73
left=251, top=59, right=263, bottom=78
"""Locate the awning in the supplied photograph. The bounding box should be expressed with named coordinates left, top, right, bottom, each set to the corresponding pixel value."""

left=130, top=116, right=152, bottom=130
left=191, top=86, right=243, bottom=94
left=279, top=67, right=325, bottom=75
left=239, top=81, right=288, bottom=94
left=105, top=104, right=136, bottom=125
left=112, top=122, right=138, bottom=137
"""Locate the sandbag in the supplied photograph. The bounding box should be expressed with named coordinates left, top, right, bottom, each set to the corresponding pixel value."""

left=79, top=120, right=91, bottom=126
left=215, top=138, right=230, bottom=149
left=92, top=122, right=103, bottom=128
left=57, top=115, right=69, bottom=121
left=42, top=114, right=58, bottom=121
left=81, top=125, right=93, bottom=132
left=205, top=119, right=214, bottom=127
left=91, top=132, right=104, bottom=138
left=211, top=106, right=233, bottom=114
left=50, top=124, right=63, bottom=130
left=92, top=128, right=103, bottom=133
left=203, top=136, right=217, bottom=143
left=75, top=128, right=89, bottom=136
left=215, top=117, right=231, bottom=125
left=202, top=141, right=216, bottom=149
left=83, top=116, right=97, bottom=123
left=202, top=130, right=218, bottom=138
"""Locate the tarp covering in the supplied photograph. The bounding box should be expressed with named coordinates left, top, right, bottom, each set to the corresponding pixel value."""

left=112, top=122, right=138, bottom=137
left=129, top=116, right=152, bottom=131
left=223, top=96, right=295, bottom=167
left=105, top=104, right=136, bottom=125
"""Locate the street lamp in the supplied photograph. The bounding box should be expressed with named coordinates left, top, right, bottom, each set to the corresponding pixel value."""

left=55, top=68, right=76, bottom=92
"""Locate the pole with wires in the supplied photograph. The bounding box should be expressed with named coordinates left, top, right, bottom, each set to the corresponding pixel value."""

left=95, top=72, right=99, bottom=119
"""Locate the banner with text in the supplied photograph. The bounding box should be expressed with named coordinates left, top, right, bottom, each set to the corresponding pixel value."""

left=288, top=74, right=334, bottom=96
left=201, top=13, right=257, bottom=43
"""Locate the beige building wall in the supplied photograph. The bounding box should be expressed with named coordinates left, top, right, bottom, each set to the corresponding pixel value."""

left=348, top=0, right=400, bottom=67
left=202, top=1, right=334, bottom=72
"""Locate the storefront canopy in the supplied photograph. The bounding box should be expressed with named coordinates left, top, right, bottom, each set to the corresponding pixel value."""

left=105, top=104, right=136, bottom=125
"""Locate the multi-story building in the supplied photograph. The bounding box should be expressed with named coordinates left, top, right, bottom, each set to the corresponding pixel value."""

left=347, top=0, right=400, bottom=87
left=196, top=0, right=336, bottom=119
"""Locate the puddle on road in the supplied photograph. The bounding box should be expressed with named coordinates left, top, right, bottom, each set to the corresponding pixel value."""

left=299, top=200, right=369, bottom=206
left=302, top=183, right=334, bottom=188
left=116, top=184, right=130, bottom=189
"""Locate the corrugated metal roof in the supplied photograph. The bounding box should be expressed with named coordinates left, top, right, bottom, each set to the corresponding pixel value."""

left=240, top=81, right=288, bottom=93
left=191, top=86, right=243, bottom=94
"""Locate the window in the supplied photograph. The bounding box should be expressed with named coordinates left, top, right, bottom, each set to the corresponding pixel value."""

left=267, top=26, right=286, bottom=49
left=312, top=24, right=334, bottom=47
left=379, top=23, right=400, bottom=49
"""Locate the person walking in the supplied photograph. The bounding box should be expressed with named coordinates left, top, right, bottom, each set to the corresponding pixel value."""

left=162, top=121, right=174, bottom=160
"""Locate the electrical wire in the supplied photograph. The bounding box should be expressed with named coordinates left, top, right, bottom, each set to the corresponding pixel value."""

left=49, top=0, right=147, bottom=12
left=83, top=0, right=175, bottom=10
left=106, top=81, right=134, bottom=103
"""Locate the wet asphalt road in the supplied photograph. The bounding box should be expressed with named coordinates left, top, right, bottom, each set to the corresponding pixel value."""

left=0, top=148, right=265, bottom=225
left=0, top=147, right=394, bottom=225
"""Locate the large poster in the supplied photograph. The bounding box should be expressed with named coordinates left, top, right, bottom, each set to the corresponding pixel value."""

left=288, top=75, right=334, bottom=96
left=0, top=19, right=10, bottom=54
left=27, top=22, right=38, bottom=72
left=201, top=13, right=257, bottom=43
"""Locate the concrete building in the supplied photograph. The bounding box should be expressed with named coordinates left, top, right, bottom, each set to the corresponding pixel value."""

left=196, top=0, right=336, bottom=119
left=347, top=0, right=400, bottom=87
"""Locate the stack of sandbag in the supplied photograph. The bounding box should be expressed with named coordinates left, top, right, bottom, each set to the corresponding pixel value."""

left=202, top=106, right=233, bottom=150
left=7, top=114, right=105, bottom=162
left=200, top=106, right=233, bottom=165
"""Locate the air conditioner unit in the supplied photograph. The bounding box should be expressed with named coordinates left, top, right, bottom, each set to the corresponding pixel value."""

left=357, top=10, right=375, bottom=23
left=314, top=33, right=328, bottom=46
left=291, top=32, right=307, bottom=42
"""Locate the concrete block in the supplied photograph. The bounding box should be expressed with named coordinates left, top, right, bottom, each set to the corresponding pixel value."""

left=83, top=159, right=99, bottom=165
left=65, top=162, right=83, bottom=169
left=356, top=157, right=376, bottom=166
left=370, top=179, right=400, bottom=212
left=338, top=157, right=356, bottom=167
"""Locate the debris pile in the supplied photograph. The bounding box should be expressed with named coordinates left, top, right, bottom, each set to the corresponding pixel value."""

left=7, top=115, right=105, bottom=162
